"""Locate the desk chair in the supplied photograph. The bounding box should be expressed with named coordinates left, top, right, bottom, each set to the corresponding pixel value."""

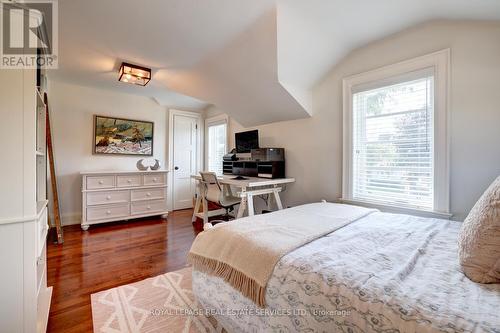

left=199, top=172, right=240, bottom=227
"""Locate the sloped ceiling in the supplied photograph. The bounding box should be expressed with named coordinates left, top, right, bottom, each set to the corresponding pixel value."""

left=161, top=9, right=309, bottom=125
left=276, top=0, right=500, bottom=107
left=49, top=0, right=500, bottom=126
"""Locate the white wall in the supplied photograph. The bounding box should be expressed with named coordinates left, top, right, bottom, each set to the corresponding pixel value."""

left=209, top=20, right=500, bottom=221
left=47, top=80, right=168, bottom=225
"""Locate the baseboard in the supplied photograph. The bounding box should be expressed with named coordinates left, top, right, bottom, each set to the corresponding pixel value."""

left=49, top=212, right=81, bottom=226
left=62, top=212, right=81, bottom=226
left=52, top=210, right=176, bottom=227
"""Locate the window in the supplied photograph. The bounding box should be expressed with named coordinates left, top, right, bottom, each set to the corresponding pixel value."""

left=206, top=116, right=228, bottom=175
left=343, top=50, right=450, bottom=215
left=352, top=72, right=434, bottom=210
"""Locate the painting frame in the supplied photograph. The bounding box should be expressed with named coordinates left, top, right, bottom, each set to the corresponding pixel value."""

left=93, top=115, right=154, bottom=156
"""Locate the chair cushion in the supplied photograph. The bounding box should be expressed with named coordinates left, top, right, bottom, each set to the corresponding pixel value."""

left=458, top=176, right=500, bottom=283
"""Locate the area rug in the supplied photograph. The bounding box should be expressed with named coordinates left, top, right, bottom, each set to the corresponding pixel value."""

left=91, top=266, right=225, bottom=333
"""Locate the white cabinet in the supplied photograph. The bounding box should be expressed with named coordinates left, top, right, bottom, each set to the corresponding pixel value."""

left=0, top=64, right=52, bottom=331
left=81, top=170, right=169, bottom=230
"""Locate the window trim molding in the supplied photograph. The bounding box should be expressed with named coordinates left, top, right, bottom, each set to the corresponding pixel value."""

left=204, top=114, right=229, bottom=172
left=339, top=198, right=452, bottom=220
left=342, top=49, right=450, bottom=215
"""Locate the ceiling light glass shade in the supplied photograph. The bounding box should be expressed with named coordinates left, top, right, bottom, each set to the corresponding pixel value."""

left=118, top=62, right=151, bottom=86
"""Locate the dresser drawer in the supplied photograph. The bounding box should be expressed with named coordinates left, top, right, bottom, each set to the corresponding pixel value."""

left=131, top=199, right=167, bottom=215
left=87, top=203, right=129, bottom=221
left=117, top=174, right=142, bottom=187
left=131, top=187, right=165, bottom=201
left=86, top=190, right=129, bottom=206
left=144, top=173, right=166, bottom=186
left=86, top=176, right=115, bottom=190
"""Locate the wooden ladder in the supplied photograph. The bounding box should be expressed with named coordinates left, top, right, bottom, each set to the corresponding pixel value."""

left=45, top=92, right=64, bottom=244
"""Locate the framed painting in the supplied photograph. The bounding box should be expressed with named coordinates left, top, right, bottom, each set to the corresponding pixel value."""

left=93, top=115, right=154, bottom=156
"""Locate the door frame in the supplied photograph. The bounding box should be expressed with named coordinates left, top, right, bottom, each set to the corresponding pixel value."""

left=167, top=109, right=203, bottom=211
left=204, top=114, right=229, bottom=173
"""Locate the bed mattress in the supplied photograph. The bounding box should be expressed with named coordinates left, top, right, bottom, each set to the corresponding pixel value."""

left=192, top=209, right=500, bottom=333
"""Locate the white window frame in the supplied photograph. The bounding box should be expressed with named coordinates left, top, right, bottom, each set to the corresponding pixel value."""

left=342, top=49, right=451, bottom=218
left=205, top=114, right=229, bottom=173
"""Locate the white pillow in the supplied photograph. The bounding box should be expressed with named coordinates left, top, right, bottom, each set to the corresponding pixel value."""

left=458, top=176, right=500, bottom=283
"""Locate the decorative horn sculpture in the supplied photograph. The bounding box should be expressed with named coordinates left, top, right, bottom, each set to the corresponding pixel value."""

left=150, top=159, right=161, bottom=170
left=136, top=159, right=148, bottom=171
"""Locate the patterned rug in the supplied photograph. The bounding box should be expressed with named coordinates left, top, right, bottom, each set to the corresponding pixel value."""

left=91, top=267, right=225, bottom=333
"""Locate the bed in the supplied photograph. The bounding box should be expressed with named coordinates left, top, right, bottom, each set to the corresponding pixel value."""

left=191, top=203, right=500, bottom=333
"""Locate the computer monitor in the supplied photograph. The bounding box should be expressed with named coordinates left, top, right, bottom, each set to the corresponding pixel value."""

left=235, top=130, right=259, bottom=153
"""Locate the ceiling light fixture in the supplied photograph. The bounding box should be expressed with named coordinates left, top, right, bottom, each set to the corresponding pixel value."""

left=118, top=62, right=151, bottom=86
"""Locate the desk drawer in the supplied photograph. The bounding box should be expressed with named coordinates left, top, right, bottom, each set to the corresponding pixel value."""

left=144, top=174, right=166, bottom=186
left=87, top=203, right=129, bottom=221
left=131, top=187, right=165, bottom=201
left=117, top=175, right=142, bottom=187
left=87, top=190, right=129, bottom=206
left=86, top=176, right=115, bottom=190
left=131, top=199, right=167, bottom=215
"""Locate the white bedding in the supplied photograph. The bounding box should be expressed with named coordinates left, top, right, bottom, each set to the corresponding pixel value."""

left=192, top=206, right=500, bottom=333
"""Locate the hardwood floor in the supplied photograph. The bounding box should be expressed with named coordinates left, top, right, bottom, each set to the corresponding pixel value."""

left=46, top=209, right=203, bottom=333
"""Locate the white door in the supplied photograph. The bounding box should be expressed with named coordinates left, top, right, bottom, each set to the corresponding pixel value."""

left=172, top=113, right=199, bottom=210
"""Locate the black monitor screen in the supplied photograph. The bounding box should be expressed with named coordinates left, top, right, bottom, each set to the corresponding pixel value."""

left=235, top=130, right=259, bottom=153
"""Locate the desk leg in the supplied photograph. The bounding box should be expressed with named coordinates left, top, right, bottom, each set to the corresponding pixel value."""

left=267, top=186, right=276, bottom=210
left=237, top=197, right=247, bottom=218
left=247, top=193, right=255, bottom=216
left=237, top=187, right=247, bottom=219
left=274, top=190, right=284, bottom=210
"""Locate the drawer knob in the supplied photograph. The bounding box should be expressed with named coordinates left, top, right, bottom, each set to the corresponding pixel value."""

left=147, top=206, right=151, bottom=210
left=146, top=192, right=151, bottom=197
left=106, top=210, right=111, bottom=215
left=98, top=180, right=104, bottom=185
left=153, top=178, right=157, bottom=182
left=106, top=195, right=111, bottom=200
left=127, top=179, right=132, bottom=183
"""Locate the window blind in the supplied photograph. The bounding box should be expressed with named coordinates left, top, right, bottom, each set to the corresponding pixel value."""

left=352, top=73, right=434, bottom=210
left=207, top=122, right=227, bottom=175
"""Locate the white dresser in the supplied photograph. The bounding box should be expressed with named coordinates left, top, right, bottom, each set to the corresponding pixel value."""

left=81, top=170, right=169, bottom=230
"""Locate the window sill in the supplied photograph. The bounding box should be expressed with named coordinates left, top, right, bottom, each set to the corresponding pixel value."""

left=338, top=198, right=453, bottom=220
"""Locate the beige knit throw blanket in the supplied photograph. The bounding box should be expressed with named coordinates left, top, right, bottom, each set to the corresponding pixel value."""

left=188, top=203, right=377, bottom=307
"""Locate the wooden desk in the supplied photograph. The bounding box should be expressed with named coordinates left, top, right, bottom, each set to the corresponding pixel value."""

left=191, top=175, right=295, bottom=224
